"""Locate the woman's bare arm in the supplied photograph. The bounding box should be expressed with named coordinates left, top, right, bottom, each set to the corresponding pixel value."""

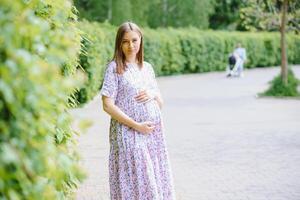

left=154, top=93, right=163, bottom=109
left=102, top=96, right=155, bottom=134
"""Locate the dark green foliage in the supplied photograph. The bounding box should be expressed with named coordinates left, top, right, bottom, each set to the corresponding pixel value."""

left=160, top=0, right=215, bottom=28
left=209, top=0, right=246, bottom=30
left=111, top=0, right=133, bottom=26
left=74, top=0, right=215, bottom=29
left=263, top=69, right=300, bottom=97
left=0, top=0, right=85, bottom=199
left=74, top=0, right=300, bottom=31
left=74, top=0, right=110, bottom=22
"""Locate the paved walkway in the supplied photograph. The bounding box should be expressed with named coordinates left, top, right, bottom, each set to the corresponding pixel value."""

left=72, top=66, right=300, bottom=200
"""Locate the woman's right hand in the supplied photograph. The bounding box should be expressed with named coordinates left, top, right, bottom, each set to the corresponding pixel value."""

left=134, top=121, right=155, bottom=134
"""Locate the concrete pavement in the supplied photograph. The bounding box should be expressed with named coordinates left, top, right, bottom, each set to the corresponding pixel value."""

left=72, top=66, right=300, bottom=200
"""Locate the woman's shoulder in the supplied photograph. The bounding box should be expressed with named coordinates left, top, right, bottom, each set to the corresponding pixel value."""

left=106, top=60, right=117, bottom=72
left=143, top=61, right=151, bottom=66
left=143, top=61, right=156, bottom=77
left=143, top=61, right=154, bottom=70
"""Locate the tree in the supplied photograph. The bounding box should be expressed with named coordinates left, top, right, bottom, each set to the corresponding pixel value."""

left=241, top=0, right=299, bottom=96
left=74, top=0, right=215, bottom=29
left=280, top=0, right=288, bottom=85
left=209, top=0, right=247, bottom=30
left=239, top=0, right=300, bottom=32
left=74, top=0, right=109, bottom=22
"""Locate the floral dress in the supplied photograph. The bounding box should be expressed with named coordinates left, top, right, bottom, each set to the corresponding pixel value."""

left=101, top=61, right=175, bottom=200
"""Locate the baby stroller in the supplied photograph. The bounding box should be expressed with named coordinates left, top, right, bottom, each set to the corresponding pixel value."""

left=228, top=55, right=236, bottom=70
left=226, top=54, right=239, bottom=77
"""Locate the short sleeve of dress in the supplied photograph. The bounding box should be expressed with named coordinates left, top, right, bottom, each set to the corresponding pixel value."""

left=100, top=62, right=118, bottom=101
left=146, top=62, right=160, bottom=97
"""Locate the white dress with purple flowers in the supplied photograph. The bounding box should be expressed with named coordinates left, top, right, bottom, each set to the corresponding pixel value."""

left=101, top=61, right=175, bottom=200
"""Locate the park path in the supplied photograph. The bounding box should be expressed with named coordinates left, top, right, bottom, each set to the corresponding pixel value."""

left=72, top=66, right=300, bottom=200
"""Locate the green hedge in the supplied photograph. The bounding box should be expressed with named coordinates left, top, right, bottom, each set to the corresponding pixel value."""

left=74, top=21, right=115, bottom=104
left=0, top=0, right=85, bottom=199
left=76, top=21, right=300, bottom=104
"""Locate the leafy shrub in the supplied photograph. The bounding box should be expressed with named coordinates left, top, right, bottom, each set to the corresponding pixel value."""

left=263, top=69, right=300, bottom=97
left=0, top=0, right=85, bottom=199
left=74, top=21, right=115, bottom=104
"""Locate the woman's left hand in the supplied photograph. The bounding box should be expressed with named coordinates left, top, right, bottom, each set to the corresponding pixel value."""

left=135, top=90, right=154, bottom=103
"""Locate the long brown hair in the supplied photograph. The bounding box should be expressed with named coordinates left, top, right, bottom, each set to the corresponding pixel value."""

left=113, top=22, right=144, bottom=74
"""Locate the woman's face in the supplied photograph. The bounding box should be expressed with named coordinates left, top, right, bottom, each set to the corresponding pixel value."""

left=121, top=30, right=141, bottom=60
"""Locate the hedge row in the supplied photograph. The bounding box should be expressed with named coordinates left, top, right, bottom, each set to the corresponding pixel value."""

left=76, top=21, right=300, bottom=104
left=145, top=28, right=300, bottom=74
left=74, top=21, right=114, bottom=103
left=0, top=0, right=85, bottom=199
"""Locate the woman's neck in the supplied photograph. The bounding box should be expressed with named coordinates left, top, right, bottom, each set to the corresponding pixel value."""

left=125, top=56, right=137, bottom=64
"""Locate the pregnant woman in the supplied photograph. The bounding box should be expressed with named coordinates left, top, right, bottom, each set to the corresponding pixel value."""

left=101, top=21, right=176, bottom=200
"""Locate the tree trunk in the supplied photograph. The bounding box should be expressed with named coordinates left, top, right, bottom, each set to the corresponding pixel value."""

left=107, top=0, right=112, bottom=23
left=280, top=0, right=288, bottom=85
left=162, top=0, right=168, bottom=27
